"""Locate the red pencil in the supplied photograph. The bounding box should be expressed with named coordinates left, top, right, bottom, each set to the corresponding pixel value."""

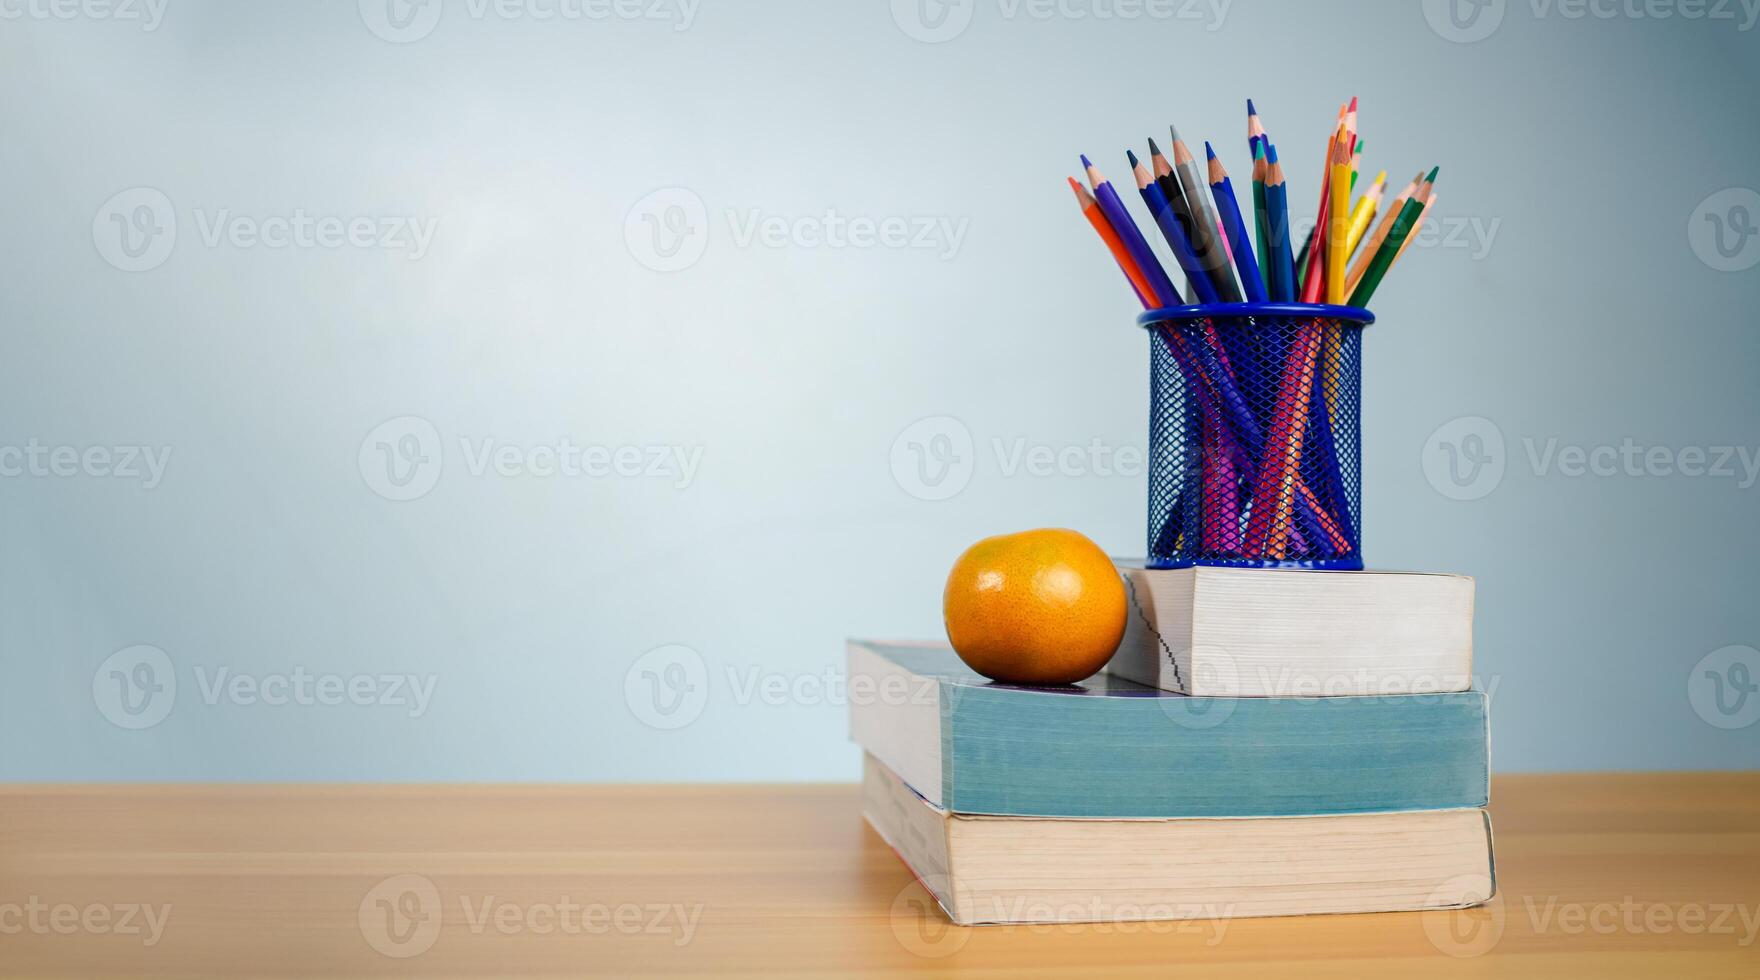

left=1299, top=126, right=1345, bottom=303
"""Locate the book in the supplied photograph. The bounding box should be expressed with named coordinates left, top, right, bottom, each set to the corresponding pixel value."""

left=862, top=755, right=1497, bottom=926
left=1108, top=564, right=1475, bottom=697
left=847, top=640, right=1489, bottom=818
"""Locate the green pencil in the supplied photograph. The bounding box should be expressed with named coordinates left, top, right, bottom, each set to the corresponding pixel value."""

left=1252, top=141, right=1270, bottom=293
left=1347, top=166, right=1437, bottom=307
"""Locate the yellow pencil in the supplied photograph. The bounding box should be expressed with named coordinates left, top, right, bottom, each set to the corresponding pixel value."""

left=1344, top=170, right=1387, bottom=258
left=1346, top=172, right=1419, bottom=297
left=1325, top=130, right=1352, bottom=304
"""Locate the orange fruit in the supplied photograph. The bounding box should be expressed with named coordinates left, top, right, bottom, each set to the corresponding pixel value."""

left=942, top=528, right=1127, bottom=686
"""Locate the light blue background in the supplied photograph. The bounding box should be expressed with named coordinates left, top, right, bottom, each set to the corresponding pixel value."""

left=2, top=0, right=1757, bottom=779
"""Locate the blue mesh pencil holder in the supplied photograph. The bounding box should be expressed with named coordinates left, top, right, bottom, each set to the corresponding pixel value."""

left=1141, top=303, right=1374, bottom=571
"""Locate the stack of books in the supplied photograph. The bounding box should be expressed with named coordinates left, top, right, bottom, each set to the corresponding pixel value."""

left=849, top=564, right=1493, bottom=925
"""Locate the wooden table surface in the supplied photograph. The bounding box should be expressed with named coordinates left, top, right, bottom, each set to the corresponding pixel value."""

left=1, top=773, right=1756, bottom=977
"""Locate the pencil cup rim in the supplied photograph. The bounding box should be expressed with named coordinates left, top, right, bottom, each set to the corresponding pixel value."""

left=1136, top=302, right=1375, bottom=328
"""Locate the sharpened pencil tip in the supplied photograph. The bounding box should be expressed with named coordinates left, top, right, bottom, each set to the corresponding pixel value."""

left=1266, top=142, right=1278, bottom=163
left=1247, top=98, right=1257, bottom=116
left=1125, top=149, right=1139, bottom=168
left=1426, top=165, right=1440, bottom=182
left=1146, top=136, right=1164, bottom=158
left=1204, top=141, right=1216, bottom=160
left=1080, top=153, right=1093, bottom=169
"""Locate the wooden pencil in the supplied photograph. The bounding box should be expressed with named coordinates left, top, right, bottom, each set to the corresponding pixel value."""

left=1083, top=155, right=1179, bottom=308
left=1264, top=144, right=1297, bottom=302
left=1299, top=125, right=1345, bottom=303
left=1207, top=142, right=1267, bottom=303
left=1344, top=170, right=1388, bottom=259
left=1325, top=131, right=1353, bottom=303
left=1252, top=142, right=1270, bottom=293
left=1348, top=167, right=1436, bottom=307
left=1295, top=103, right=1349, bottom=283
left=1344, top=172, right=1419, bottom=296
left=1148, top=137, right=1204, bottom=300
left=1172, top=126, right=1243, bottom=303
left=1393, top=192, right=1436, bottom=267
left=1248, top=100, right=1270, bottom=284
left=1147, top=138, right=1217, bottom=302
left=1131, top=151, right=1210, bottom=304
left=1069, top=177, right=1155, bottom=308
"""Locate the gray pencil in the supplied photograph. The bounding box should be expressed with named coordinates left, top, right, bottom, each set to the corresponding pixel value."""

left=1171, top=125, right=1243, bottom=303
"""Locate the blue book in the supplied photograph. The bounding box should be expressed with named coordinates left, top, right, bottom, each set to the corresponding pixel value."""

left=848, top=641, right=1489, bottom=819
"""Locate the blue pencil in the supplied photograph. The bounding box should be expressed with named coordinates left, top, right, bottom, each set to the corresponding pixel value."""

left=1205, top=142, right=1268, bottom=303
left=1128, top=151, right=1214, bottom=305
left=1264, top=143, right=1298, bottom=303
left=1082, top=155, right=1179, bottom=308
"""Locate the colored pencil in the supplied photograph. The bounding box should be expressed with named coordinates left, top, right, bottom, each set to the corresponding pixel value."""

left=1248, top=101, right=1272, bottom=295
left=1264, top=143, right=1297, bottom=303
left=1069, top=177, right=1154, bottom=308
left=1344, top=170, right=1388, bottom=259
left=1251, top=141, right=1270, bottom=293
left=1348, top=166, right=1436, bottom=307
left=1083, top=155, right=1179, bottom=308
left=1325, top=132, right=1353, bottom=304
left=1146, top=138, right=1182, bottom=209
left=1131, top=151, right=1212, bottom=304
left=1171, top=126, right=1243, bottom=303
left=1345, top=172, right=1419, bottom=295
left=1243, top=322, right=1325, bottom=557
left=1207, top=142, right=1267, bottom=303
left=1394, top=192, right=1436, bottom=267
left=1294, top=103, right=1349, bottom=284
left=1298, top=128, right=1341, bottom=303
left=1157, top=311, right=1349, bottom=555
left=1148, top=137, right=1206, bottom=302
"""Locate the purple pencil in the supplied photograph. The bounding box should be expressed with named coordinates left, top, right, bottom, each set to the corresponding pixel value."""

left=1082, top=155, right=1180, bottom=308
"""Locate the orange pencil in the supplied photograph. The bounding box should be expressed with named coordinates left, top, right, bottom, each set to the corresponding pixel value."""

left=1393, top=192, right=1437, bottom=267
left=1069, top=177, right=1155, bottom=309
left=1345, top=172, right=1419, bottom=296
left=1300, top=124, right=1347, bottom=303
